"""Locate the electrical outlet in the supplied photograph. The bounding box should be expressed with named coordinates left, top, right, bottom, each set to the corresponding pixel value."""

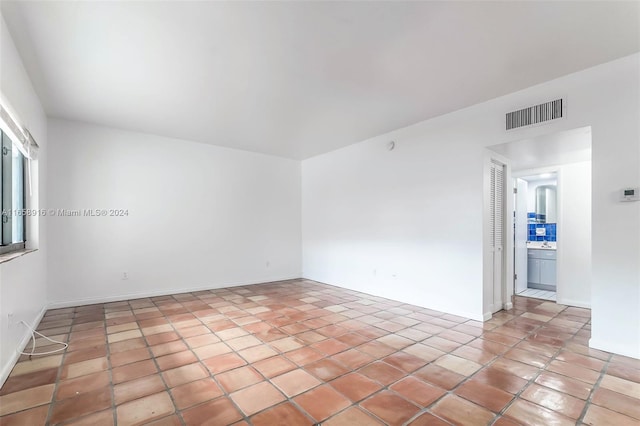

left=7, top=312, right=14, bottom=326
left=122, top=272, right=128, bottom=280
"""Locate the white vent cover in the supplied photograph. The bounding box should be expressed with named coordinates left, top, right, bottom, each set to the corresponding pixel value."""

left=506, top=99, right=564, bottom=130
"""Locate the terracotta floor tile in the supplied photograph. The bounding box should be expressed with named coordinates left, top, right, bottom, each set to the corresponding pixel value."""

left=504, top=399, right=576, bottom=426
left=422, top=336, right=462, bottom=352
left=112, top=359, right=158, bottom=384
left=474, top=367, right=529, bottom=394
left=108, top=329, right=143, bottom=343
left=156, top=350, right=198, bottom=371
left=251, top=402, right=313, bottom=426
left=311, top=339, right=351, bottom=356
left=403, top=343, right=446, bottom=362
left=324, top=406, right=384, bottom=426
left=333, top=349, right=375, bottom=369
left=202, top=352, right=247, bottom=374
left=335, top=332, right=369, bottom=346
left=10, top=355, right=63, bottom=376
left=110, top=347, right=151, bottom=367
left=330, top=372, right=381, bottom=402
left=592, top=387, right=640, bottom=420
left=114, top=374, right=166, bottom=405
left=145, top=332, right=180, bottom=346
left=238, top=344, right=278, bottom=363
left=270, top=336, right=305, bottom=353
left=135, top=414, right=179, bottom=426
left=390, top=376, right=446, bottom=407
left=407, top=412, right=450, bottom=426
left=452, top=345, right=497, bottom=365
left=454, top=379, right=513, bottom=413
left=520, top=383, right=586, bottom=419
left=534, top=371, right=593, bottom=400
left=192, top=342, right=232, bottom=360
left=361, top=390, right=420, bottom=425
left=109, top=337, right=147, bottom=353
left=181, top=396, right=243, bottom=426
left=547, top=359, right=600, bottom=384
left=414, top=364, right=466, bottom=390
left=0, top=405, right=49, bottom=426
left=184, top=333, right=220, bottom=348
left=0, top=383, right=55, bottom=416
left=230, top=381, right=286, bottom=416
left=226, top=335, right=262, bottom=351
left=161, top=362, right=208, bottom=388
left=305, top=358, right=350, bottom=381
left=216, top=366, right=264, bottom=393
left=64, top=409, right=115, bottom=426
left=359, top=361, right=405, bottom=386
left=599, top=374, right=640, bottom=399
left=150, top=340, right=188, bottom=358
left=63, top=346, right=107, bottom=365
left=49, top=386, right=112, bottom=424
left=293, top=385, right=351, bottom=422
left=431, top=394, right=495, bottom=426
left=272, top=368, right=321, bottom=397
left=170, top=377, right=223, bottom=409
left=56, top=370, right=110, bottom=400
left=0, top=367, right=58, bottom=396
left=556, top=350, right=606, bottom=372
left=435, top=354, right=482, bottom=376
left=383, top=351, right=428, bottom=373
left=284, top=347, right=324, bottom=366
left=60, top=356, right=108, bottom=380
left=492, top=417, right=521, bottom=426
left=606, top=362, right=640, bottom=384
left=116, top=391, right=175, bottom=426
left=253, top=355, right=296, bottom=378
left=583, top=403, right=639, bottom=426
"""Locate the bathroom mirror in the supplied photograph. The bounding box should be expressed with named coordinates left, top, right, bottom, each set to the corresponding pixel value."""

left=535, top=185, right=557, bottom=223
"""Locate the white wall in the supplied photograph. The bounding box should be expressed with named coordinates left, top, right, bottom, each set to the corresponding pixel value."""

left=47, top=119, right=301, bottom=306
left=0, top=15, right=48, bottom=385
left=557, top=161, right=591, bottom=308
left=302, top=53, right=640, bottom=358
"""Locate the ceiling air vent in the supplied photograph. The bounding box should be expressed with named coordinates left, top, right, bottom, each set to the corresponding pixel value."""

left=506, top=99, right=563, bottom=130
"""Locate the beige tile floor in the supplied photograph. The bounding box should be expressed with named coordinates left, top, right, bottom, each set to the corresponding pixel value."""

left=0, top=279, right=639, bottom=425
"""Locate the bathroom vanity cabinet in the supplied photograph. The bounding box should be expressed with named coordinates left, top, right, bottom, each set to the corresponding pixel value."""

left=527, top=249, right=557, bottom=290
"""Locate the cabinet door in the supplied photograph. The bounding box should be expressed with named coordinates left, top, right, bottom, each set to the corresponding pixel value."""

left=528, top=259, right=540, bottom=284
left=539, top=259, right=557, bottom=286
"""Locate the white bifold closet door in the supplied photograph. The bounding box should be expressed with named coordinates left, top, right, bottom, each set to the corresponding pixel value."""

left=490, top=160, right=505, bottom=313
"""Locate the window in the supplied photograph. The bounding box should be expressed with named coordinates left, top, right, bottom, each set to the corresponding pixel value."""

left=0, top=128, right=26, bottom=254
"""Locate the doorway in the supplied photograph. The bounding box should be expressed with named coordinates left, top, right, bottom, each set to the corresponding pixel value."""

left=513, top=171, right=558, bottom=302
left=485, top=126, right=592, bottom=313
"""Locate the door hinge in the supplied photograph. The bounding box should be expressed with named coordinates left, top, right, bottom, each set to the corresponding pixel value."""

left=514, top=273, right=518, bottom=280
left=513, top=188, right=518, bottom=194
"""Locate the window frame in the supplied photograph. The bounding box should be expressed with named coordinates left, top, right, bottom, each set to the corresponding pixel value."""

left=0, top=128, right=27, bottom=255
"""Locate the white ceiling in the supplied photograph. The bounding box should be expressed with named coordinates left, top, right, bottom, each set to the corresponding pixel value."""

left=1, top=1, right=638, bottom=159
left=490, top=126, right=592, bottom=171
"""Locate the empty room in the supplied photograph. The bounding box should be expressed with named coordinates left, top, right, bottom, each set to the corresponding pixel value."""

left=0, top=1, right=639, bottom=425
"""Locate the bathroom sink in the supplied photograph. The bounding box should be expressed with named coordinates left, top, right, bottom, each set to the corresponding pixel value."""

left=527, top=241, right=556, bottom=250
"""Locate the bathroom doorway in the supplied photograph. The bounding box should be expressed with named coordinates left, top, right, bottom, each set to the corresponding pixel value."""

left=513, top=171, right=558, bottom=301
left=488, top=126, right=592, bottom=308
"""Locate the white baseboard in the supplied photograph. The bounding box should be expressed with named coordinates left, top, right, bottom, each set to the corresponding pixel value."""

left=504, top=301, right=513, bottom=310
left=589, top=337, right=640, bottom=360
left=47, top=275, right=302, bottom=309
left=0, top=304, right=48, bottom=388
left=482, top=311, right=493, bottom=321
left=555, top=297, right=590, bottom=309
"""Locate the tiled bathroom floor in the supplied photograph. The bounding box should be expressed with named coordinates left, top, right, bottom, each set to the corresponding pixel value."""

left=1, top=279, right=639, bottom=425
left=517, top=288, right=556, bottom=302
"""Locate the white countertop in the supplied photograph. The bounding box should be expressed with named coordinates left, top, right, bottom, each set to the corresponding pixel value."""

left=527, top=241, right=556, bottom=250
